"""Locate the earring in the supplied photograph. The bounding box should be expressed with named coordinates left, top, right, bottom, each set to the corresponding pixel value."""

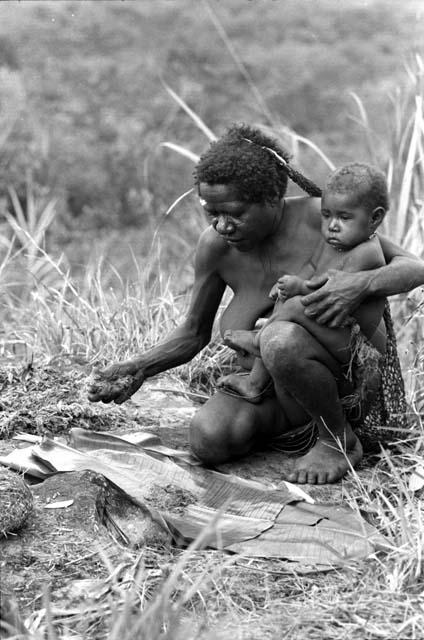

left=368, top=232, right=376, bottom=240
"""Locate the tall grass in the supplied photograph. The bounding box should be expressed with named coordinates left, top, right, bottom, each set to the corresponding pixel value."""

left=0, top=67, right=25, bottom=152
left=349, top=56, right=424, bottom=254
left=349, top=56, right=424, bottom=392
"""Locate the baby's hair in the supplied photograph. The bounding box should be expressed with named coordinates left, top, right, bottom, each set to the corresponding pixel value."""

left=194, top=123, right=322, bottom=202
left=325, top=163, right=389, bottom=212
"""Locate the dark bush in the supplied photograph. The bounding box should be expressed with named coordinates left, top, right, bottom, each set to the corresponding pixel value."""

left=0, top=36, right=20, bottom=70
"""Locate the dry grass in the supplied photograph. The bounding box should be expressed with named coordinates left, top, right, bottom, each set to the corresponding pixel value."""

left=4, top=455, right=424, bottom=640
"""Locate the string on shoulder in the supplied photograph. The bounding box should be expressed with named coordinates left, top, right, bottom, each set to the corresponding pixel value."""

left=243, top=138, right=322, bottom=198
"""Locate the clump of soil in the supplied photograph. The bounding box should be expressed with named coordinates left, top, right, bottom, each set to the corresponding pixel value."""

left=88, top=369, right=134, bottom=401
left=0, top=467, right=33, bottom=536
left=145, top=483, right=197, bottom=516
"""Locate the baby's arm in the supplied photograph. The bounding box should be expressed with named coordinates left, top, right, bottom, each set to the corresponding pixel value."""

left=270, top=260, right=316, bottom=301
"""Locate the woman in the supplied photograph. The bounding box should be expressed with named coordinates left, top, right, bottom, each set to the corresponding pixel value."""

left=88, top=124, right=424, bottom=484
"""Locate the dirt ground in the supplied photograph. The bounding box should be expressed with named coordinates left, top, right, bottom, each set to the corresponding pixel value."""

left=0, top=361, right=374, bottom=638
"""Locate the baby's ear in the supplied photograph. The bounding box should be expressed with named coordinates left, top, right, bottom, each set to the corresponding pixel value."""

left=371, top=206, right=386, bottom=229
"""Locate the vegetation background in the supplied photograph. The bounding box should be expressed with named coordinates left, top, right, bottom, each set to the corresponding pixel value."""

left=0, top=0, right=422, bottom=266
left=0, top=2, right=424, bottom=638
left=0, top=0, right=423, bottom=370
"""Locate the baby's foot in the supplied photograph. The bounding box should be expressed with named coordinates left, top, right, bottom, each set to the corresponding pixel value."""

left=223, top=330, right=260, bottom=356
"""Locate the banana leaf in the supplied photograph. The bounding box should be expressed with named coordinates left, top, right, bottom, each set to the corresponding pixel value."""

left=0, top=428, right=387, bottom=566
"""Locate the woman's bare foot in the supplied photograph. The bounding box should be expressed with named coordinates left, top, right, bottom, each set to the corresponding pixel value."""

left=286, top=431, right=363, bottom=484
left=217, top=373, right=264, bottom=403
left=223, top=330, right=260, bottom=356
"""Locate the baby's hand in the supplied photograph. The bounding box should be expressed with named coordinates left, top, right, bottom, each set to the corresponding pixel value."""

left=277, top=275, right=307, bottom=301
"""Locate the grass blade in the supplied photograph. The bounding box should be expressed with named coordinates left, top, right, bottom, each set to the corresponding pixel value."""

left=160, top=142, right=200, bottom=163
left=161, top=82, right=217, bottom=142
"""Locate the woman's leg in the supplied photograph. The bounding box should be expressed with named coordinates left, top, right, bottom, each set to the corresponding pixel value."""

left=189, top=386, right=308, bottom=466
left=259, top=320, right=362, bottom=483
left=191, top=316, right=363, bottom=483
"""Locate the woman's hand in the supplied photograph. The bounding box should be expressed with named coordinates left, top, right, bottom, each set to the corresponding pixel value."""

left=87, top=359, right=145, bottom=404
left=301, top=269, right=370, bottom=327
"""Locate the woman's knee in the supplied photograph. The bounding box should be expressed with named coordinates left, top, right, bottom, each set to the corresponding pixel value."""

left=189, top=410, right=218, bottom=464
left=189, top=401, right=256, bottom=465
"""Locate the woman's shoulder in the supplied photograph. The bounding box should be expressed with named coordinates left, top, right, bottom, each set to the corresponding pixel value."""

left=195, top=226, right=230, bottom=267
left=198, top=225, right=228, bottom=251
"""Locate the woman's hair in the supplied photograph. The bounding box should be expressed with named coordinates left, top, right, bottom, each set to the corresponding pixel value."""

left=325, top=163, right=390, bottom=212
left=194, top=123, right=322, bottom=202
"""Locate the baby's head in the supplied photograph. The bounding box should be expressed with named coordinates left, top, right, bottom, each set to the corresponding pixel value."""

left=321, top=163, right=389, bottom=250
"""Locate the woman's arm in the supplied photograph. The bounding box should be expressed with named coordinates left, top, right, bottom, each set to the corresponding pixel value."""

left=88, top=229, right=227, bottom=404
left=366, top=234, right=424, bottom=295
left=300, top=234, right=424, bottom=327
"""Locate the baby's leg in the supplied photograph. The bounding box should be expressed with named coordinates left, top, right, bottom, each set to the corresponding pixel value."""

left=224, top=298, right=291, bottom=356
left=217, top=357, right=272, bottom=403
left=223, top=329, right=261, bottom=357
left=270, top=296, right=352, bottom=364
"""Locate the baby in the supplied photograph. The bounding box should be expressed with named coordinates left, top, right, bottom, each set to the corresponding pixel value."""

left=218, top=162, right=388, bottom=402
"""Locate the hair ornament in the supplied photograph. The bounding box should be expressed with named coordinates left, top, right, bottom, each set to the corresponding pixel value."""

left=243, top=136, right=322, bottom=198
left=243, top=137, right=289, bottom=169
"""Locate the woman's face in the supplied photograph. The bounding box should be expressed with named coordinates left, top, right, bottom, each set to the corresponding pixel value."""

left=198, top=183, right=280, bottom=252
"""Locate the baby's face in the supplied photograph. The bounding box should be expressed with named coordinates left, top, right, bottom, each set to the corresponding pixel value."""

left=320, top=191, right=374, bottom=251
